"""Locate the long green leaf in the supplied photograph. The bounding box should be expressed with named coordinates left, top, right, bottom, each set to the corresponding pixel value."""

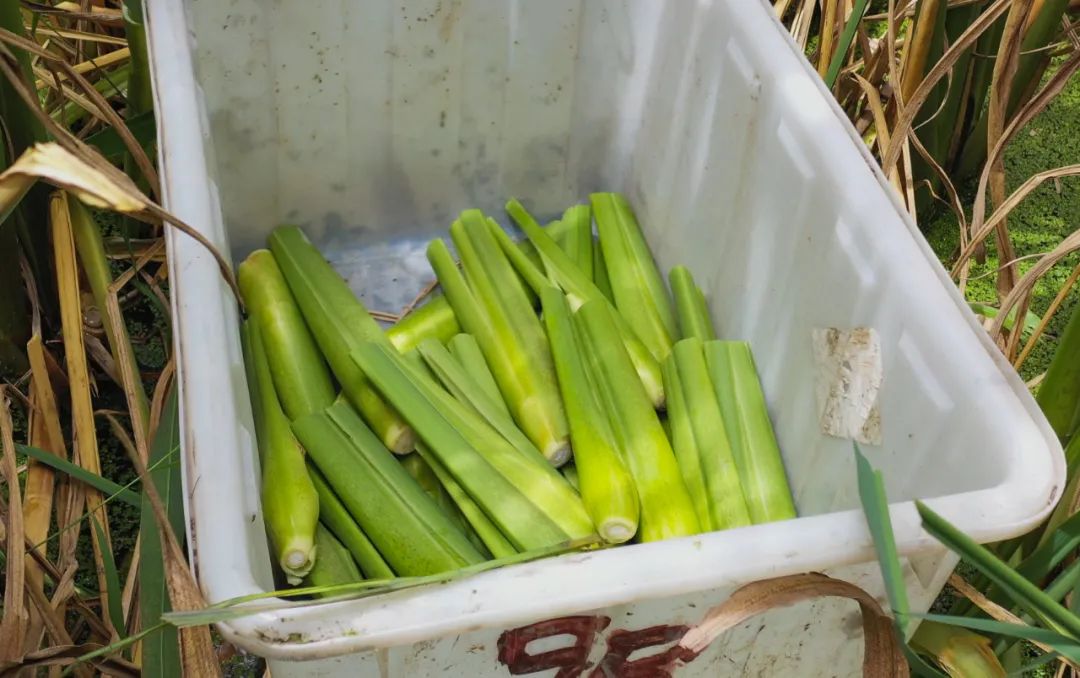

left=854, top=445, right=910, bottom=629
left=83, top=109, right=156, bottom=160
left=90, top=514, right=125, bottom=636
left=824, top=0, right=871, bottom=90
left=16, top=443, right=140, bottom=507
left=162, top=537, right=598, bottom=627
left=918, top=500, right=1080, bottom=639
left=854, top=445, right=949, bottom=678
left=913, top=614, right=1080, bottom=664
left=138, top=387, right=182, bottom=677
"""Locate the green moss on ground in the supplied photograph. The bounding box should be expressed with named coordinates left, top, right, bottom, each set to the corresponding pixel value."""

left=923, top=60, right=1080, bottom=383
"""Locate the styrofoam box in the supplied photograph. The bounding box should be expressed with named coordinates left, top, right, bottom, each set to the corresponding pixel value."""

left=145, top=0, right=1064, bottom=675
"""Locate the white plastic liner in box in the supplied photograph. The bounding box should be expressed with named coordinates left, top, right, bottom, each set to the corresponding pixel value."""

left=145, top=0, right=1063, bottom=674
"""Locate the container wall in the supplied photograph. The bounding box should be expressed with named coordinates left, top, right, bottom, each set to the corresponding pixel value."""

left=187, top=0, right=1023, bottom=510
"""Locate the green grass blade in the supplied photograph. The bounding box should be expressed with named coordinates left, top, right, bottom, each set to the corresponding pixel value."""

left=854, top=445, right=911, bottom=629
left=161, top=538, right=598, bottom=628
left=669, top=265, right=716, bottom=341
left=138, top=387, right=182, bottom=676
left=90, top=513, right=125, bottom=636
left=84, top=109, right=156, bottom=161
left=913, top=614, right=1080, bottom=664
left=308, top=464, right=395, bottom=580
left=823, top=0, right=871, bottom=90
left=577, top=299, right=699, bottom=541
left=16, top=443, right=140, bottom=507
left=917, top=500, right=1080, bottom=639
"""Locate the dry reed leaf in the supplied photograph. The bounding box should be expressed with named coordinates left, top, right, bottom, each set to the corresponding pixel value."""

left=0, top=643, right=138, bottom=678
left=1016, top=261, right=1080, bottom=368
left=400, top=279, right=439, bottom=317
left=28, top=27, right=126, bottom=46
left=21, top=336, right=66, bottom=656
left=121, top=434, right=223, bottom=677
left=0, top=142, right=241, bottom=306
left=948, top=573, right=1077, bottom=670
left=853, top=74, right=904, bottom=195
left=0, top=29, right=158, bottom=198
left=819, top=0, right=840, bottom=77
left=0, top=387, right=27, bottom=662
left=990, top=219, right=1080, bottom=337
left=955, top=165, right=1080, bottom=275
left=882, top=0, right=1012, bottom=174
left=677, top=573, right=908, bottom=676
left=149, top=358, right=176, bottom=440
left=51, top=190, right=116, bottom=637
left=987, top=0, right=1037, bottom=297
left=32, top=46, right=130, bottom=89
left=969, top=50, right=1080, bottom=261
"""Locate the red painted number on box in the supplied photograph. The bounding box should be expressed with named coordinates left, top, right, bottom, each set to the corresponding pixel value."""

left=497, top=615, right=700, bottom=677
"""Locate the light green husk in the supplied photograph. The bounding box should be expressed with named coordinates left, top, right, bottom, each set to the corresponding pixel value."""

left=387, top=295, right=460, bottom=353
left=542, top=287, right=639, bottom=544
left=704, top=340, right=797, bottom=524
left=662, top=355, right=711, bottom=530
left=352, top=341, right=597, bottom=550
left=307, top=464, right=395, bottom=580
left=415, top=444, right=517, bottom=559
left=504, top=199, right=665, bottom=408
left=241, top=320, right=318, bottom=585
left=400, top=451, right=490, bottom=557
left=575, top=300, right=699, bottom=542
left=590, top=192, right=677, bottom=361
left=429, top=223, right=570, bottom=464
left=448, top=333, right=508, bottom=418
left=673, top=338, right=751, bottom=530
left=238, top=249, right=335, bottom=420
left=268, top=225, right=415, bottom=453
left=303, top=524, right=362, bottom=595
left=293, top=399, right=484, bottom=575
left=559, top=205, right=593, bottom=281
left=669, top=265, right=716, bottom=342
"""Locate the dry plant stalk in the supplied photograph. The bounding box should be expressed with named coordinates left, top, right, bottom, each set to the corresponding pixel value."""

left=0, top=386, right=27, bottom=661
left=51, top=189, right=117, bottom=637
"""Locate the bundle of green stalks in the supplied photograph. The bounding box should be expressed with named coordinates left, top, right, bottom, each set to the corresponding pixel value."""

left=238, top=193, right=798, bottom=590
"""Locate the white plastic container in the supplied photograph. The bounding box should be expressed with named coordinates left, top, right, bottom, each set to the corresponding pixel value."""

left=145, top=0, right=1064, bottom=675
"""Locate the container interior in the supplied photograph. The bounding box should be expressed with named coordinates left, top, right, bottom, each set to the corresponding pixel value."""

left=186, top=0, right=1027, bottom=555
